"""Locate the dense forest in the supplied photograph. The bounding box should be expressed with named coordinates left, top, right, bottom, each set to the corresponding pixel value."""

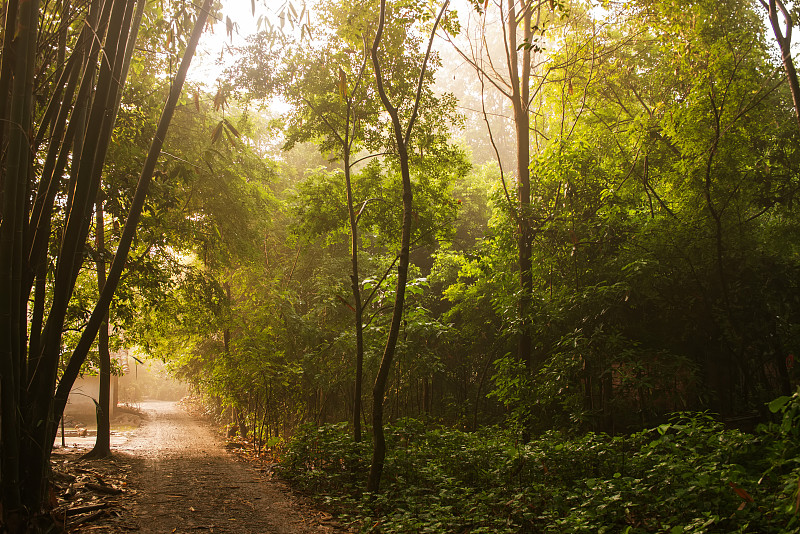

left=2, top=0, right=800, bottom=531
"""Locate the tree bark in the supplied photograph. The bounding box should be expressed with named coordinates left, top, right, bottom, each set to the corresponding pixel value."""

left=84, top=193, right=112, bottom=460
left=1, top=0, right=39, bottom=524
left=762, top=0, right=800, bottom=131
left=506, top=0, right=535, bottom=441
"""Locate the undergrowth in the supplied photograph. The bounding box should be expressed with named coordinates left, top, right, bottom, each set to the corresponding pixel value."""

left=278, top=389, right=800, bottom=533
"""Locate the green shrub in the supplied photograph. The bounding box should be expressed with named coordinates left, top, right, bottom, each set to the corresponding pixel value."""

left=277, top=399, right=800, bottom=533
left=280, top=422, right=370, bottom=495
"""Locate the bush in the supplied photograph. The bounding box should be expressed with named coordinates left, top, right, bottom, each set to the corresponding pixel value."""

left=278, top=397, right=800, bottom=533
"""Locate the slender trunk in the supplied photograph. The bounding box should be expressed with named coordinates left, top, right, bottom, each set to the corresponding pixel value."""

left=0, top=3, right=21, bottom=518
left=472, top=354, right=493, bottom=430
left=85, top=193, right=112, bottom=459
left=345, top=144, right=365, bottom=443
left=764, top=0, right=800, bottom=131
left=367, top=0, right=447, bottom=493
left=85, top=0, right=145, bottom=464
left=367, top=22, right=414, bottom=496
left=507, top=0, right=534, bottom=441
left=28, top=261, right=47, bottom=366
left=0, top=0, right=19, bottom=200
left=223, top=282, right=231, bottom=354
left=367, top=140, right=411, bottom=493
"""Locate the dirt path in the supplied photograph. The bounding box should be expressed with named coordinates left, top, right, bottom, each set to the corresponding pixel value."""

left=111, top=400, right=333, bottom=534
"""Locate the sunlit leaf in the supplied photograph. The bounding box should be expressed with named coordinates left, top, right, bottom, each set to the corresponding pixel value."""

left=211, top=121, right=224, bottom=144
left=224, top=119, right=241, bottom=138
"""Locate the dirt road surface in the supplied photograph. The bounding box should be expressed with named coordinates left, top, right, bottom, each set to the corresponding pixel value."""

left=107, top=400, right=334, bottom=534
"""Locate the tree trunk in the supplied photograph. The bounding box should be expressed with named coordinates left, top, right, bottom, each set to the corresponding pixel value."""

left=345, top=143, right=365, bottom=443
left=507, top=0, right=534, bottom=441
left=367, top=0, right=448, bottom=493
left=0, top=0, right=19, bottom=198
left=1, top=0, right=39, bottom=525
left=84, top=193, right=112, bottom=460
left=763, top=0, right=800, bottom=131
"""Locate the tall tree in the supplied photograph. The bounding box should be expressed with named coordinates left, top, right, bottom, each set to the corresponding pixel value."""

left=82, top=0, right=146, bottom=461
left=760, top=0, right=800, bottom=130
left=281, top=42, right=375, bottom=442
left=367, top=0, right=450, bottom=493
left=446, top=0, right=566, bottom=438
left=84, top=193, right=114, bottom=460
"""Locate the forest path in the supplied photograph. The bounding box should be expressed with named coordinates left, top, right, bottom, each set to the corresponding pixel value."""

left=117, top=400, right=333, bottom=534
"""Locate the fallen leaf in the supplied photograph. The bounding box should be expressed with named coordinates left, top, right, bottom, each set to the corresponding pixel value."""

left=728, top=481, right=754, bottom=502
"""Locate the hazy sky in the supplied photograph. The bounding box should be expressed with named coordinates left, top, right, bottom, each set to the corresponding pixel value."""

left=189, top=0, right=263, bottom=85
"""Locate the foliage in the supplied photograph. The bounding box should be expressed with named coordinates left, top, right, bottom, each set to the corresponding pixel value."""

left=122, top=0, right=800, bottom=462
left=280, top=396, right=800, bottom=533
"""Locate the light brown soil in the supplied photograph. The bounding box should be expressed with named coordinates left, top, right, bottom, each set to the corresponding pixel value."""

left=65, top=400, right=337, bottom=534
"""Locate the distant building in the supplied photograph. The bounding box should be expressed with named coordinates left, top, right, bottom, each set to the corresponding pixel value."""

left=62, top=348, right=129, bottom=421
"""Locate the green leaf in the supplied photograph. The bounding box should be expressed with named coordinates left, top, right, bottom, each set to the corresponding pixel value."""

left=768, top=395, right=791, bottom=414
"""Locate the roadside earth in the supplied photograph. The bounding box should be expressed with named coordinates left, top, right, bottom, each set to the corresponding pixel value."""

left=55, top=400, right=340, bottom=533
